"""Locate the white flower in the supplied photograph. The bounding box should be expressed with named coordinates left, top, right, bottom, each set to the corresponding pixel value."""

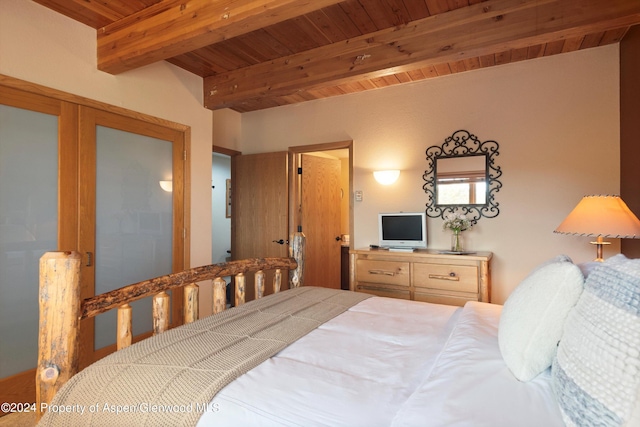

left=442, top=213, right=471, bottom=232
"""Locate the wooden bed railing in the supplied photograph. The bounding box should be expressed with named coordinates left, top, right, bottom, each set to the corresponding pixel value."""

left=36, top=232, right=305, bottom=420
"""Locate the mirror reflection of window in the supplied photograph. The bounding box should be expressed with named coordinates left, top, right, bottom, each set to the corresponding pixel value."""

left=435, top=156, right=487, bottom=205
left=437, top=178, right=486, bottom=205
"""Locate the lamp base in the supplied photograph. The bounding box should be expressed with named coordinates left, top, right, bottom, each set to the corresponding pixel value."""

left=589, top=236, right=611, bottom=262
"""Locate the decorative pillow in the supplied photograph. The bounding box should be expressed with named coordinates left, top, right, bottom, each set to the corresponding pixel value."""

left=552, top=254, right=640, bottom=427
left=498, top=255, right=584, bottom=381
left=577, top=261, right=601, bottom=279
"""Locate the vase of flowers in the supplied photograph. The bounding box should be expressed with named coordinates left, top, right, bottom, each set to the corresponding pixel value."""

left=443, top=213, right=471, bottom=252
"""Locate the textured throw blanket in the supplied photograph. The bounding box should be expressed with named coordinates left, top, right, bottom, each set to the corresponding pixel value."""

left=38, top=287, right=371, bottom=427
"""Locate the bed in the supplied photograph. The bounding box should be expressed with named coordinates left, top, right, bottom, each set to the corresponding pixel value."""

left=34, top=233, right=640, bottom=426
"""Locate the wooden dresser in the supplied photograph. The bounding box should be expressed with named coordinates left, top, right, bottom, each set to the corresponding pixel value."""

left=349, top=248, right=492, bottom=306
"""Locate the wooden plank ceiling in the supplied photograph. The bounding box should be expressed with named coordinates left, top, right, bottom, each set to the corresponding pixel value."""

left=33, top=0, right=640, bottom=113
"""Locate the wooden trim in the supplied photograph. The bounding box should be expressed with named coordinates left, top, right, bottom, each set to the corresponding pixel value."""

left=0, top=370, right=35, bottom=414
left=0, top=74, right=189, bottom=132
left=288, top=140, right=353, bottom=250
left=289, top=140, right=353, bottom=154
left=97, top=0, right=345, bottom=74
left=58, top=102, right=79, bottom=252
left=203, top=0, right=640, bottom=109
left=213, top=145, right=241, bottom=156
left=0, top=85, right=61, bottom=115
left=621, top=25, right=640, bottom=258
left=183, top=127, right=192, bottom=276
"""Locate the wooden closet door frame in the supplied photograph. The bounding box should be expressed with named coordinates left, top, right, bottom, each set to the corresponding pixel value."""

left=0, top=74, right=191, bottom=399
left=78, top=106, right=187, bottom=367
left=0, top=85, right=78, bottom=408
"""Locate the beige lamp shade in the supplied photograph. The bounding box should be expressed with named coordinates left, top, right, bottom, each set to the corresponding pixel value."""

left=554, top=195, right=640, bottom=238
left=554, top=195, right=640, bottom=261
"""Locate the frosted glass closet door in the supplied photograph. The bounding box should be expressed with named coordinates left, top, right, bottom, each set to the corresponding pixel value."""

left=94, top=126, right=173, bottom=349
left=0, top=105, right=58, bottom=377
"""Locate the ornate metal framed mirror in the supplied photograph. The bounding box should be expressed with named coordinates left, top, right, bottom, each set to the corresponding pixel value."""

left=423, top=130, right=502, bottom=225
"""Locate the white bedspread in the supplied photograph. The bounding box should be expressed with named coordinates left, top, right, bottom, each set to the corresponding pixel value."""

left=198, top=298, right=563, bottom=426
left=391, top=302, right=564, bottom=427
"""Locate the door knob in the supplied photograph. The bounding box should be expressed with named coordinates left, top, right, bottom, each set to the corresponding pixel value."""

left=272, top=239, right=288, bottom=245
left=335, top=236, right=341, bottom=241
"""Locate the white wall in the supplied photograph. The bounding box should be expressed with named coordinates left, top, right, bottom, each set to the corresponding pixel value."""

left=1, top=0, right=214, bottom=310
left=236, top=45, right=621, bottom=304
left=213, top=109, right=242, bottom=152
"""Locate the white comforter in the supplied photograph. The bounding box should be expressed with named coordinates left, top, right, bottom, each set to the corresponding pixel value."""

left=198, top=298, right=563, bottom=426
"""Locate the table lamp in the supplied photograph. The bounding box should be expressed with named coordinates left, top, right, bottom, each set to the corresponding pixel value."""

left=554, top=195, right=640, bottom=261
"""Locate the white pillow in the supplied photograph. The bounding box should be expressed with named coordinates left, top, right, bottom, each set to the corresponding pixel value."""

left=552, top=254, right=640, bottom=426
left=498, top=256, right=584, bottom=381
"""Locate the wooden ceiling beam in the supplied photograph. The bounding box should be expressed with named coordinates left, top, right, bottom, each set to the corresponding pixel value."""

left=203, top=0, right=640, bottom=110
left=97, top=0, right=346, bottom=74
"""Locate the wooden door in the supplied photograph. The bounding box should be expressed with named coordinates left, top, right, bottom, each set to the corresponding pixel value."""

left=232, top=152, right=289, bottom=301
left=301, top=154, right=341, bottom=288
left=78, top=106, right=186, bottom=368
left=0, top=86, right=78, bottom=411
left=0, top=80, right=189, bottom=412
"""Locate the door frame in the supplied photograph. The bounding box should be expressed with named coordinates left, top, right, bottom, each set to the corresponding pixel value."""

left=213, top=145, right=241, bottom=260
left=79, top=106, right=189, bottom=367
left=288, top=141, right=354, bottom=250
left=0, top=75, right=191, bottom=405
left=0, top=85, right=78, bottom=411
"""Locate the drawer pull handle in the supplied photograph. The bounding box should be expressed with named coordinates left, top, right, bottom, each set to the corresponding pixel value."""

left=368, top=269, right=396, bottom=276
left=428, top=273, right=460, bottom=281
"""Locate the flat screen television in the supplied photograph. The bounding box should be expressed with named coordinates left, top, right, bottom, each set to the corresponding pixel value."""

left=378, top=212, right=427, bottom=249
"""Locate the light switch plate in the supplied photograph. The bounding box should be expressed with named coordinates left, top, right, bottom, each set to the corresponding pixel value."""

left=355, top=190, right=363, bottom=201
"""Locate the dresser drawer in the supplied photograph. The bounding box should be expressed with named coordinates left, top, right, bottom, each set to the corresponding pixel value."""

left=356, top=259, right=410, bottom=286
left=356, top=284, right=411, bottom=300
left=413, top=263, right=478, bottom=293
left=414, top=291, right=475, bottom=307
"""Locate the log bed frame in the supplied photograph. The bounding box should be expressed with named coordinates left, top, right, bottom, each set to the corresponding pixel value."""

left=35, top=232, right=306, bottom=421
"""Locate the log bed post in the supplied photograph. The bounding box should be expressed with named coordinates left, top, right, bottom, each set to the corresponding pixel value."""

left=152, top=291, right=170, bottom=335
left=184, top=283, right=199, bottom=323
left=255, top=270, right=265, bottom=299
left=235, top=273, right=246, bottom=306
left=213, top=278, right=227, bottom=314
left=274, top=269, right=282, bottom=293
left=36, top=251, right=82, bottom=421
left=117, top=304, right=133, bottom=349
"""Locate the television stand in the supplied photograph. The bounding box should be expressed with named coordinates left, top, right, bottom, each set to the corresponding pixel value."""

left=387, top=247, right=416, bottom=252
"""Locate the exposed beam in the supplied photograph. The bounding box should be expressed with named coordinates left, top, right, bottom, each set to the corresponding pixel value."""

left=97, top=0, right=345, bottom=74
left=203, top=0, right=640, bottom=110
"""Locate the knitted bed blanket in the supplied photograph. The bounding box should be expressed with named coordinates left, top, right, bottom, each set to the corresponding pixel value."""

left=38, top=286, right=371, bottom=427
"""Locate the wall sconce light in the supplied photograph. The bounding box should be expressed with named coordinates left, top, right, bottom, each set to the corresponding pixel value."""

left=159, top=180, right=173, bottom=192
left=554, top=195, right=640, bottom=261
left=373, top=170, right=400, bottom=185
